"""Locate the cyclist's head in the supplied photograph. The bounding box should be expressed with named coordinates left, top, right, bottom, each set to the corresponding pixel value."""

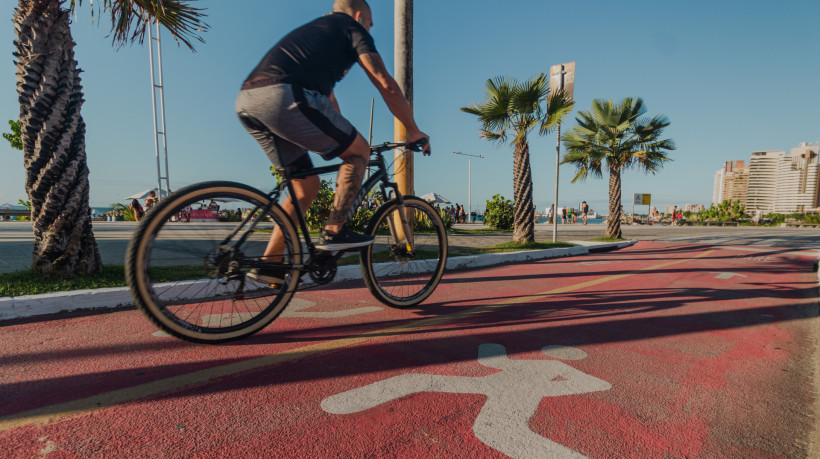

left=333, top=0, right=372, bottom=31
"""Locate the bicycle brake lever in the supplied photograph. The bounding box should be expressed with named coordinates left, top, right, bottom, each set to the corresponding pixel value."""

left=409, top=137, right=429, bottom=155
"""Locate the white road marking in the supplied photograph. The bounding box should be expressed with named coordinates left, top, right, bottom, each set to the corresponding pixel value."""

left=322, top=344, right=611, bottom=459
left=281, top=298, right=382, bottom=318
left=151, top=298, right=382, bottom=336
left=711, top=272, right=748, bottom=280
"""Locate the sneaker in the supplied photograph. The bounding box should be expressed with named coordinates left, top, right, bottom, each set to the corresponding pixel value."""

left=316, top=226, right=374, bottom=251
left=246, top=266, right=289, bottom=284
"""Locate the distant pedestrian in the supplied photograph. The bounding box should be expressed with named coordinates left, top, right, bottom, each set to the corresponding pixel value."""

left=561, top=206, right=567, bottom=224
left=580, top=201, right=589, bottom=225
left=130, top=199, right=144, bottom=222
left=753, top=206, right=762, bottom=227
left=671, top=206, right=678, bottom=225
left=144, top=190, right=158, bottom=209
left=547, top=204, right=554, bottom=224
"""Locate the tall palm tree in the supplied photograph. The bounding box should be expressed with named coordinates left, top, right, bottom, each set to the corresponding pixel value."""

left=13, top=0, right=207, bottom=278
left=461, top=74, right=573, bottom=243
left=561, top=98, right=675, bottom=239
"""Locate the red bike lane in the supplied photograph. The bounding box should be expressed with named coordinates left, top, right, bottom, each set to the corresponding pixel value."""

left=1, top=241, right=817, bottom=457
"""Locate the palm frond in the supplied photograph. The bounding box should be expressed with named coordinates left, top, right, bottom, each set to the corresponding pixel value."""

left=540, top=89, right=574, bottom=136
left=561, top=97, right=674, bottom=180
left=70, top=0, right=209, bottom=51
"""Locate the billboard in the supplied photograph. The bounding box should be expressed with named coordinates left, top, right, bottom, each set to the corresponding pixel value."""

left=633, top=193, right=651, bottom=205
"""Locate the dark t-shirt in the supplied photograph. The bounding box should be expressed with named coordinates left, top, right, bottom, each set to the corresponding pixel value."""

left=244, top=12, right=377, bottom=96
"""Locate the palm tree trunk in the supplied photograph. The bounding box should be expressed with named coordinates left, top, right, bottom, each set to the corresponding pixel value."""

left=606, top=165, right=622, bottom=239
left=14, top=0, right=102, bottom=277
left=512, top=138, right=535, bottom=243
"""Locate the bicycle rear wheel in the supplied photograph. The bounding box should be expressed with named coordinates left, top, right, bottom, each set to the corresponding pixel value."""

left=360, top=196, right=448, bottom=308
left=126, top=181, right=301, bottom=343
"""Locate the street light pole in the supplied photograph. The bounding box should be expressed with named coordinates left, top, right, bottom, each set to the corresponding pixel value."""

left=453, top=152, right=484, bottom=223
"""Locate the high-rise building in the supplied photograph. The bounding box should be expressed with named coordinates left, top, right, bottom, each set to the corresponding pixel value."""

left=712, top=160, right=749, bottom=206
left=712, top=169, right=724, bottom=205
left=774, top=142, right=819, bottom=213
left=730, top=143, right=820, bottom=213
left=747, top=150, right=784, bottom=213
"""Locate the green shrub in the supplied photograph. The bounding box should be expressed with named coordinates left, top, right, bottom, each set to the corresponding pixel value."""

left=437, top=207, right=454, bottom=230
left=349, top=206, right=374, bottom=232
left=484, top=194, right=514, bottom=229
left=218, top=210, right=242, bottom=222
left=305, top=179, right=335, bottom=231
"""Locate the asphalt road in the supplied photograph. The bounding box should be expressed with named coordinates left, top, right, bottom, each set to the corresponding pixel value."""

left=0, top=240, right=817, bottom=457
left=1, top=220, right=819, bottom=274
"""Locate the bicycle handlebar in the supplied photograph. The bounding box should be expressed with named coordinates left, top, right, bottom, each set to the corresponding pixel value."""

left=370, top=137, right=429, bottom=155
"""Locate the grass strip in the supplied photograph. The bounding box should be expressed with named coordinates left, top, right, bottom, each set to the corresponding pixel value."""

left=0, top=265, right=207, bottom=298
left=1, top=241, right=577, bottom=297
left=589, top=237, right=628, bottom=243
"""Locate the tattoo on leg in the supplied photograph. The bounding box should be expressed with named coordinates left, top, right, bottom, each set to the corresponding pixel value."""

left=328, top=155, right=366, bottom=227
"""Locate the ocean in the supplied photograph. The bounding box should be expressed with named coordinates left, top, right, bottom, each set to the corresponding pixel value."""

left=91, top=207, right=115, bottom=216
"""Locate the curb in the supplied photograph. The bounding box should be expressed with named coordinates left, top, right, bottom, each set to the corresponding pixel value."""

left=0, top=241, right=636, bottom=322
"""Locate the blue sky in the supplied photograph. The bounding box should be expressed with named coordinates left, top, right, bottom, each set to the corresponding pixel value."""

left=1, top=0, right=818, bottom=214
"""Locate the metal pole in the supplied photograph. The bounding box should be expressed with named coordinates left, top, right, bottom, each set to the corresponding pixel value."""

left=366, top=98, right=374, bottom=183
left=552, top=65, right=566, bottom=242
left=156, top=21, right=170, bottom=198
left=552, top=124, right=560, bottom=241
left=148, top=21, right=162, bottom=199
left=453, top=152, right=484, bottom=223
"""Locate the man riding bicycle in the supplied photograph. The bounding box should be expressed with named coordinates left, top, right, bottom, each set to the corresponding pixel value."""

left=236, top=0, right=431, bottom=284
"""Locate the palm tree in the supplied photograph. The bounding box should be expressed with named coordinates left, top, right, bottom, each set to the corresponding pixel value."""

left=13, top=0, right=207, bottom=278
left=561, top=98, right=675, bottom=239
left=461, top=74, right=573, bottom=243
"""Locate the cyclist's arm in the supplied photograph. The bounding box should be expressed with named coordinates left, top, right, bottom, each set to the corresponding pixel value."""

left=328, top=91, right=341, bottom=113
left=358, top=52, right=430, bottom=152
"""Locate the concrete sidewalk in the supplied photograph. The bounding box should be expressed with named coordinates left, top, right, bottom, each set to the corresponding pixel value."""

left=0, top=237, right=634, bottom=321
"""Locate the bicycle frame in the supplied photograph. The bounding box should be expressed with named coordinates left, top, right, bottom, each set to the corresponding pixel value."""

left=222, top=144, right=414, bottom=267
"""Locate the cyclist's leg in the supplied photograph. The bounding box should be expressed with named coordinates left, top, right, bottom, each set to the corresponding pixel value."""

left=263, top=175, right=319, bottom=262
left=325, top=133, right=370, bottom=234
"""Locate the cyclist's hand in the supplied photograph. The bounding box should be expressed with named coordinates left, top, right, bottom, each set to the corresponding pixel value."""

left=408, top=131, right=431, bottom=156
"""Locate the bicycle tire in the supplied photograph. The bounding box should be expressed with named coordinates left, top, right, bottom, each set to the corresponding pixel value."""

left=360, top=196, right=448, bottom=308
left=125, top=181, right=301, bottom=343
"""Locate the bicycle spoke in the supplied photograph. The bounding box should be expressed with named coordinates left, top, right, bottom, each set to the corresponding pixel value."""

left=127, top=183, right=301, bottom=343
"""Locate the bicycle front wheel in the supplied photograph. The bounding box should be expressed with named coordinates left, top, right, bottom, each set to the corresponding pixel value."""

left=125, top=181, right=301, bottom=343
left=360, top=196, right=448, bottom=308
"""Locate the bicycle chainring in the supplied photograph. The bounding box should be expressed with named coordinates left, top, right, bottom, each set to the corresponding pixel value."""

left=308, top=252, right=339, bottom=285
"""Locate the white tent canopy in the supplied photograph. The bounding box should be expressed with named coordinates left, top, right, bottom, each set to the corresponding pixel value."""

left=125, top=188, right=169, bottom=201
left=420, top=192, right=451, bottom=204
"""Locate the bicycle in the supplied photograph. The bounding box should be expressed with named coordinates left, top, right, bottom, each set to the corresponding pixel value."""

left=125, top=139, right=448, bottom=343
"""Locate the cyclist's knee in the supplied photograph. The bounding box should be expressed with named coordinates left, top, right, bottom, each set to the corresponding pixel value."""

left=337, top=134, right=369, bottom=162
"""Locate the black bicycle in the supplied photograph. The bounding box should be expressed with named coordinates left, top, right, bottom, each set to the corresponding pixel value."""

left=125, top=140, right=447, bottom=343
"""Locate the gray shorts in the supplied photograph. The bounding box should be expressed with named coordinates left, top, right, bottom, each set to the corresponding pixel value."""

left=236, top=83, right=358, bottom=175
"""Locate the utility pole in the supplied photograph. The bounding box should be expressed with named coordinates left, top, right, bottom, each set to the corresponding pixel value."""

left=394, top=0, right=413, bottom=199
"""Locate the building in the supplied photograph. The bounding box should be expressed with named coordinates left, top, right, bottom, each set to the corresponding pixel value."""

left=774, top=142, right=819, bottom=213
left=746, top=150, right=784, bottom=213
left=712, top=160, right=749, bottom=206
left=684, top=204, right=704, bottom=213
left=718, top=143, right=820, bottom=214
left=712, top=169, right=724, bottom=205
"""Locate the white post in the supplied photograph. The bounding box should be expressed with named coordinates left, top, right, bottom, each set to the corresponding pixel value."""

left=468, top=156, right=471, bottom=222
left=453, top=152, right=484, bottom=223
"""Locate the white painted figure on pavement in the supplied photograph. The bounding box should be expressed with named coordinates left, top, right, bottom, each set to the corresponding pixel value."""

left=322, top=344, right=612, bottom=459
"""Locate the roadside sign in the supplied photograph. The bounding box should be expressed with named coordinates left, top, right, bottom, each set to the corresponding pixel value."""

left=549, top=62, right=575, bottom=101
left=633, top=193, right=651, bottom=205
